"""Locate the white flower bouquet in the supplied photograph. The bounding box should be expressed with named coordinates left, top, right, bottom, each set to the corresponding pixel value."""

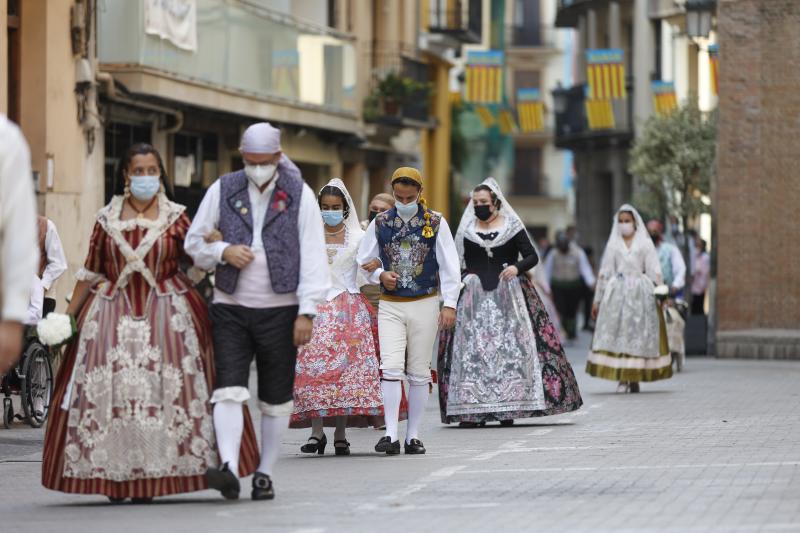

left=653, top=284, right=670, bottom=302
left=37, top=312, right=77, bottom=347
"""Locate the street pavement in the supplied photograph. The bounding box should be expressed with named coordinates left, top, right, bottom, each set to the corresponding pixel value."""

left=1, top=332, right=799, bottom=533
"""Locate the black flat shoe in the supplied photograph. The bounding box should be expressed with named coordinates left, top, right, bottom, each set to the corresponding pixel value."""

left=131, top=497, right=153, bottom=504
left=375, top=436, right=400, bottom=455
left=334, top=439, right=351, bottom=456
left=404, top=438, right=426, bottom=455
left=629, top=382, right=640, bottom=393
left=458, top=421, right=486, bottom=428
left=251, top=472, right=275, bottom=501
left=300, top=434, right=327, bottom=455
left=499, top=419, right=514, bottom=427
left=206, top=462, right=240, bottom=500
left=107, top=497, right=126, bottom=504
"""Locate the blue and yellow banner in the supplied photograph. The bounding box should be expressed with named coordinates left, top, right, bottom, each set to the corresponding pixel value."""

left=475, top=106, right=496, bottom=127
left=652, top=81, right=678, bottom=115
left=516, top=88, right=545, bottom=132
left=585, top=99, right=615, bottom=130
left=586, top=49, right=627, bottom=100
left=708, top=44, right=719, bottom=96
left=465, top=51, right=504, bottom=104
left=498, top=110, right=517, bottom=134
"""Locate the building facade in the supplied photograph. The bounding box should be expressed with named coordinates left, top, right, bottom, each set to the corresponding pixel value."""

left=1, top=0, right=463, bottom=310
left=553, top=0, right=717, bottom=255
left=714, top=0, right=800, bottom=359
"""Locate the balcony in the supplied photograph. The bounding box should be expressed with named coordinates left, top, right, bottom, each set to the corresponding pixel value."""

left=364, top=53, right=434, bottom=129
left=552, top=82, right=633, bottom=149
left=426, top=0, right=482, bottom=44
left=555, top=0, right=598, bottom=28
left=97, top=0, right=357, bottom=130
left=505, top=25, right=558, bottom=49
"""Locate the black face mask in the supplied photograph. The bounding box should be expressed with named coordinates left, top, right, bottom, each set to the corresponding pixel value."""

left=474, top=205, right=493, bottom=221
left=368, top=210, right=380, bottom=222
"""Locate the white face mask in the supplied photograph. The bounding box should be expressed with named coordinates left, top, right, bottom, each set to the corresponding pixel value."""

left=245, top=163, right=277, bottom=187
left=618, top=222, right=635, bottom=237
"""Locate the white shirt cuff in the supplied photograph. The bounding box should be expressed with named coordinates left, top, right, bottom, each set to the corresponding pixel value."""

left=215, top=242, right=231, bottom=265
left=298, top=303, right=318, bottom=316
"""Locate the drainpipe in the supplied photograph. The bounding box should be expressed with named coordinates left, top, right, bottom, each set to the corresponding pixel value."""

left=96, top=71, right=184, bottom=133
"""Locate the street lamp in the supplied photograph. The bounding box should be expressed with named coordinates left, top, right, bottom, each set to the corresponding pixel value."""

left=553, top=84, right=568, bottom=114
left=685, top=0, right=716, bottom=39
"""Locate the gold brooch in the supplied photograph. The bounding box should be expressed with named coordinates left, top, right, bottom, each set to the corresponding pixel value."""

left=421, top=211, right=434, bottom=238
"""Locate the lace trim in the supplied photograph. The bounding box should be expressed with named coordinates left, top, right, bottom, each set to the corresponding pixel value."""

left=259, top=399, right=294, bottom=417
left=74, top=267, right=106, bottom=284
left=210, top=386, right=251, bottom=404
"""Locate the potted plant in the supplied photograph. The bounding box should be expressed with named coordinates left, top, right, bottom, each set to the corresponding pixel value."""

left=376, top=72, right=407, bottom=116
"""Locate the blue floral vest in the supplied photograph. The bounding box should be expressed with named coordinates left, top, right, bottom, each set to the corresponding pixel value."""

left=375, top=205, right=441, bottom=299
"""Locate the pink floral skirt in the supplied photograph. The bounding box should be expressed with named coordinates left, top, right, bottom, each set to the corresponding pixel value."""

left=290, top=292, right=384, bottom=428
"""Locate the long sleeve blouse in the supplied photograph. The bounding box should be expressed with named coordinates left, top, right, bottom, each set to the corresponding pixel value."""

left=463, top=229, right=539, bottom=291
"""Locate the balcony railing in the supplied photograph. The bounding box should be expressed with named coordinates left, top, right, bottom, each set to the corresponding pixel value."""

left=364, top=52, right=433, bottom=126
left=427, top=0, right=482, bottom=44
left=552, top=82, right=633, bottom=148
left=505, top=25, right=558, bottom=48
left=97, top=0, right=357, bottom=114
left=555, top=0, right=596, bottom=27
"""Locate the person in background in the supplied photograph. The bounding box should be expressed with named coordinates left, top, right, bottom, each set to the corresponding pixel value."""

left=536, top=235, right=552, bottom=258
left=361, top=193, right=396, bottom=311
left=544, top=232, right=596, bottom=340
left=36, top=216, right=68, bottom=316
left=691, top=238, right=711, bottom=315
left=0, top=114, right=37, bottom=373
left=647, top=219, right=686, bottom=298
left=363, top=193, right=395, bottom=229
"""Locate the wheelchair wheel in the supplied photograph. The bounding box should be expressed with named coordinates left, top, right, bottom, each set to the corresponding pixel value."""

left=20, top=342, right=53, bottom=428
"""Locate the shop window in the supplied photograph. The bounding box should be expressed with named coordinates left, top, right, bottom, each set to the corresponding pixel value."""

left=513, top=147, right=543, bottom=196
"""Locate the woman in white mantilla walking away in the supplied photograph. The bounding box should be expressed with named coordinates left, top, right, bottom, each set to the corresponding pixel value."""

left=587, top=204, right=672, bottom=393
left=290, top=179, right=384, bottom=455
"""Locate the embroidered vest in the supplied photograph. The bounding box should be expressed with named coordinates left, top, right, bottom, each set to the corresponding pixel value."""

left=375, top=205, right=441, bottom=299
left=551, top=249, right=581, bottom=282
left=37, top=216, right=48, bottom=278
left=215, top=156, right=303, bottom=295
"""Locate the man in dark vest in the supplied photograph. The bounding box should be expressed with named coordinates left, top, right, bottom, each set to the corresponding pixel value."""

left=357, top=167, right=460, bottom=456
left=186, top=122, right=329, bottom=501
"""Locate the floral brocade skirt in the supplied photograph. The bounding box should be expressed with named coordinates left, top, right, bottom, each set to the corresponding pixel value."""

left=41, top=283, right=259, bottom=499
left=291, top=292, right=385, bottom=428
left=586, top=274, right=672, bottom=383
left=437, top=275, right=583, bottom=424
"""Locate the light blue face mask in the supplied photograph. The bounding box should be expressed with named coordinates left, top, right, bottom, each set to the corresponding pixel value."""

left=130, top=175, right=161, bottom=202
left=321, top=210, right=344, bottom=227
left=395, top=197, right=419, bottom=219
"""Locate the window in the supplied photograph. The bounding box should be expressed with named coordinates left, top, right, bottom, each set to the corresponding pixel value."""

left=512, top=147, right=543, bottom=196
left=510, top=0, right=541, bottom=46
left=513, top=70, right=540, bottom=104
left=173, top=132, right=219, bottom=217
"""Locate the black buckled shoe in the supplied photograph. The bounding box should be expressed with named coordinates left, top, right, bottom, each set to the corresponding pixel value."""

left=375, top=436, right=401, bottom=455
left=300, top=434, right=327, bottom=455
left=251, top=472, right=275, bottom=501
left=206, top=462, right=240, bottom=500
left=334, top=439, right=351, bottom=456
left=404, top=438, right=426, bottom=455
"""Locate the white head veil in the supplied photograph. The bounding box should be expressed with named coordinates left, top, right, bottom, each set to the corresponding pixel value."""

left=455, top=177, right=539, bottom=268
left=319, top=178, right=363, bottom=244
left=604, top=203, right=653, bottom=255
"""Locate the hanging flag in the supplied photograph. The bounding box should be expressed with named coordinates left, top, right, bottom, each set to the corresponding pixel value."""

left=586, top=49, right=626, bottom=100
left=465, top=51, right=504, bottom=104
left=652, top=81, right=678, bottom=115
left=475, top=106, right=496, bottom=127
left=516, top=88, right=545, bottom=133
left=498, top=110, right=517, bottom=134
left=585, top=99, right=615, bottom=130
left=708, top=44, right=719, bottom=96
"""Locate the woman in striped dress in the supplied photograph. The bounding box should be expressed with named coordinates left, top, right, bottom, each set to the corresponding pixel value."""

left=42, top=144, right=258, bottom=502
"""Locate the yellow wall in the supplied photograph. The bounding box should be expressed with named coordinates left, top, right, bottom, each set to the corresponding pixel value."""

left=421, top=56, right=453, bottom=219
left=18, top=0, right=105, bottom=308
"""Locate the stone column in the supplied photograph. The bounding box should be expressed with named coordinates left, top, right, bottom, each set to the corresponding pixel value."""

left=608, top=1, right=621, bottom=49
left=632, top=0, right=655, bottom=136
left=576, top=14, right=587, bottom=84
